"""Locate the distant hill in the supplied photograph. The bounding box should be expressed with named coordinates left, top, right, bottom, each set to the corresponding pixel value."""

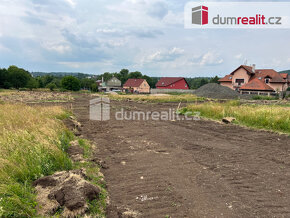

left=31, top=72, right=97, bottom=79
left=279, top=70, right=290, bottom=75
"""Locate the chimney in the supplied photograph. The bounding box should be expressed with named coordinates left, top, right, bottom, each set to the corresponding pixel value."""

left=102, top=76, right=104, bottom=83
left=252, top=64, right=256, bottom=73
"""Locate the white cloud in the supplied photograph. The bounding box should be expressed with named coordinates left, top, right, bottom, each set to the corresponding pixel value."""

left=192, top=52, right=224, bottom=66
left=234, top=53, right=243, bottom=59
left=59, top=60, right=113, bottom=69
left=163, top=10, right=183, bottom=25
left=63, top=0, right=76, bottom=7
left=41, top=42, right=71, bottom=54
left=145, top=47, right=184, bottom=62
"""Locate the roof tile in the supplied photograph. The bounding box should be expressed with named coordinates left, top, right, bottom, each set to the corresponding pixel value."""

left=123, top=78, right=145, bottom=87
left=156, top=77, right=185, bottom=87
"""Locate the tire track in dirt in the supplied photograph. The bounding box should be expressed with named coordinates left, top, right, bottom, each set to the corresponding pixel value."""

left=72, top=95, right=290, bottom=218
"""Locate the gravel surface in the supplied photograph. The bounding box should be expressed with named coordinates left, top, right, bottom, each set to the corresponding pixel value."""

left=194, top=83, right=241, bottom=99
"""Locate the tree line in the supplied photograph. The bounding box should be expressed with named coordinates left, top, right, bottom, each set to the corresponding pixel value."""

left=0, top=65, right=220, bottom=91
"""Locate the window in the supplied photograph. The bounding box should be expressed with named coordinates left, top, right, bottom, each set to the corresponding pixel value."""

left=185, top=84, right=187, bottom=87
left=265, top=78, right=270, bottom=84
left=235, top=79, right=244, bottom=85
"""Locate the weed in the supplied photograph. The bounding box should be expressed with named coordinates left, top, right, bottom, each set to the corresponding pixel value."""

left=78, top=138, right=92, bottom=158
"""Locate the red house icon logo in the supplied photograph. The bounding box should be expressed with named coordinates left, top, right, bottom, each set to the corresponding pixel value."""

left=192, top=6, right=208, bottom=25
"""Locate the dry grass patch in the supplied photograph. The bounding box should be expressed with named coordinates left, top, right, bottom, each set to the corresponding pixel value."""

left=0, top=91, right=73, bottom=103
left=109, top=94, right=206, bottom=103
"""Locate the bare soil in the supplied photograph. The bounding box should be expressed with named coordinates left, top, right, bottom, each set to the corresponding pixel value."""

left=72, top=95, right=290, bottom=218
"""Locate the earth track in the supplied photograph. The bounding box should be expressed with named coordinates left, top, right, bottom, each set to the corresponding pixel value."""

left=71, top=95, right=290, bottom=218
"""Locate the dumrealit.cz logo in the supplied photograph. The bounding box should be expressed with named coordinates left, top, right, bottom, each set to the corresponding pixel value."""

left=185, top=2, right=290, bottom=29
left=192, top=5, right=208, bottom=25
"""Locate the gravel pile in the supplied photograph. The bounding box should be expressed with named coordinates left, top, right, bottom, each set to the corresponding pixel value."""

left=194, top=83, right=241, bottom=99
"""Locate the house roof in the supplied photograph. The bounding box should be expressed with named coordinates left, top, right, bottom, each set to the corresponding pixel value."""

left=253, top=69, right=285, bottom=83
left=123, top=78, right=145, bottom=87
left=240, top=78, right=274, bottom=91
left=156, top=77, right=186, bottom=87
left=220, top=66, right=286, bottom=84
left=280, top=73, right=288, bottom=79
left=218, top=74, right=232, bottom=82
left=230, top=65, right=255, bottom=76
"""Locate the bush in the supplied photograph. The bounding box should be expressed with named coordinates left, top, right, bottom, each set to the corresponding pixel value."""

left=46, top=82, right=57, bottom=91
left=90, top=83, right=98, bottom=92
left=61, top=76, right=81, bottom=91
left=287, top=87, right=290, bottom=91
left=26, top=79, right=39, bottom=90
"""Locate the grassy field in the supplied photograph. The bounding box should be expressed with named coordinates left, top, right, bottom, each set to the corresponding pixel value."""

left=109, top=94, right=206, bottom=103
left=180, top=101, right=290, bottom=134
left=0, top=103, right=106, bottom=217
left=0, top=104, right=74, bottom=216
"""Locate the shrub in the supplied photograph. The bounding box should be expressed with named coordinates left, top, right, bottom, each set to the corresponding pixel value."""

left=46, top=82, right=57, bottom=91
left=90, top=83, right=98, bottom=92
left=26, top=79, right=39, bottom=90
left=61, top=76, right=81, bottom=91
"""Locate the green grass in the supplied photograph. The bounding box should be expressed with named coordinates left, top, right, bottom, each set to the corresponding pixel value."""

left=0, top=104, right=107, bottom=217
left=0, top=104, right=73, bottom=217
left=180, top=100, right=290, bottom=134
left=78, top=138, right=92, bottom=158
left=252, top=95, right=278, bottom=100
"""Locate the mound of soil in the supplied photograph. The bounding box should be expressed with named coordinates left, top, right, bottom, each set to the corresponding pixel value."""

left=194, top=83, right=240, bottom=99
left=33, top=169, right=100, bottom=217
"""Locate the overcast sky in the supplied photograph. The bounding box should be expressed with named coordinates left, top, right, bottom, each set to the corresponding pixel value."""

left=0, top=0, right=290, bottom=77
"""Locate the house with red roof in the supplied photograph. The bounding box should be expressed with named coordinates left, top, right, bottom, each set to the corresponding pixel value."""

left=156, top=77, right=189, bottom=90
left=123, top=78, right=150, bottom=93
left=219, top=65, right=289, bottom=94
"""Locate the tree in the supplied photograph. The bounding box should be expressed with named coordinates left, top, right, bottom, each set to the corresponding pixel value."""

left=26, top=78, right=39, bottom=90
left=200, top=78, right=208, bottom=87
left=0, top=68, right=8, bottom=88
left=7, top=65, right=32, bottom=89
left=80, top=78, right=95, bottom=90
left=128, top=71, right=142, bottom=79
left=46, top=82, right=57, bottom=91
left=90, top=83, right=98, bottom=92
left=119, top=69, right=129, bottom=84
left=61, top=76, right=81, bottom=91
left=209, top=76, right=220, bottom=84
left=42, top=75, right=55, bottom=87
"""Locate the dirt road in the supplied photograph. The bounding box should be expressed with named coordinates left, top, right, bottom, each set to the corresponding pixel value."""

left=72, top=95, right=290, bottom=218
